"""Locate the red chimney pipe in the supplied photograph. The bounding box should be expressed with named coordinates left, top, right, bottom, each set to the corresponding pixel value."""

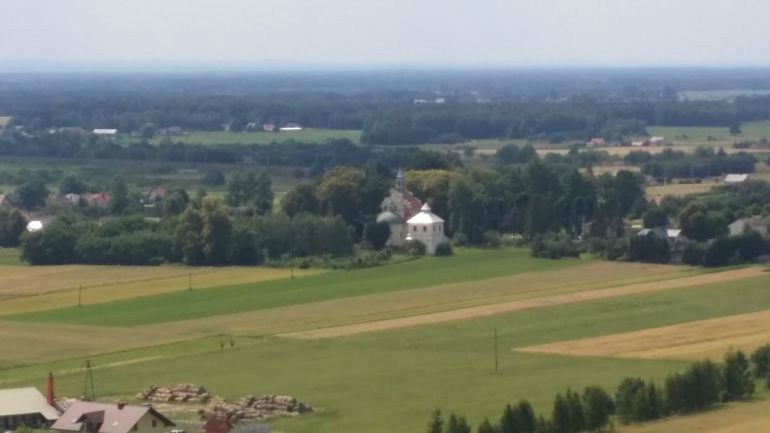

left=47, top=372, right=55, bottom=406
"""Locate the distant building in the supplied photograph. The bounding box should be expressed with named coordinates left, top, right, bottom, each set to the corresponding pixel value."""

left=147, top=187, right=167, bottom=201
left=158, top=126, right=184, bottom=136
left=52, top=402, right=174, bottom=433
left=64, top=193, right=82, bottom=205
left=631, top=140, right=646, bottom=147
left=86, top=193, right=112, bottom=207
left=587, top=138, right=606, bottom=147
left=728, top=216, right=769, bottom=237
left=637, top=227, right=689, bottom=258
left=279, top=123, right=303, bottom=131
left=0, top=387, right=59, bottom=430
left=0, top=194, right=13, bottom=209
left=262, top=123, right=277, bottom=132
left=724, top=174, right=750, bottom=184
left=92, top=129, right=118, bottom=136
left=377, top=170, right=423, bottom=247
left=649, top=136, right=666, bottom=146
left=405, top=203, right=447, bottom=255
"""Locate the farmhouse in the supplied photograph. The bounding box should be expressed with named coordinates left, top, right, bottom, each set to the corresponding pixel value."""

left=0, top=194, right=13, bottom=209
left=0, top=387, right=59, bottom=430
left=158, top=126, right=184, bottom=136
left=377, top=170, right=423, bottom=247
left=405, top=203, right=447, bottom=255
left=724, top=173, right=750, bottom=184
left=52, top=402, right=174, bottom=433
left=637, top=227, right=689, bottom=258
left=262, top=123, right=277, bottom=132
left=649, top=136, right=666, bottom=146
left=86, top=193, right=112, bottom=207
left=92, top=129, right=118, bottom=136
left=280, top=123, right=303, bottom=131
left=728, top=216, right=769, bottom=237
left=587, top=138, right=606, bottom=147
left=147, top=187, right=167, bottom=201
left=631, top=140, right=646, bottom=147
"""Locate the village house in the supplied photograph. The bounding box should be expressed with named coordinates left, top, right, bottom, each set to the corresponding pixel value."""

left=728, top=215, right=769, bottom=237
left=262, top=123, right=277, bottom=132
left=92, top=129, right=118, bottom=136
left=587, top=137, right=606, bottom=147
left=649, top=136, right=666, bottom=146
left=52, top=402, right=174, bottom=433
left=377, top=170, right=424, bottom=248
left=637, top=227, right=689, bottom=259
left=724, top=173, right=750, bottom=184
left=86, top=193, right=112, bottom=207
left=158, top=126, right=184, bottom=136
left=147, top=187, right=167, bottom=202
left=0, top=386, right=59, bottom=430
left=279, top=123, right=303, bottom=131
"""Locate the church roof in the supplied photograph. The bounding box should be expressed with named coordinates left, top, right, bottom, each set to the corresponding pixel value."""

left=407, top=203, right=444, bottom=224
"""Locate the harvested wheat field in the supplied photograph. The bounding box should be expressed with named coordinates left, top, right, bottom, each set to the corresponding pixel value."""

left=518, top=308, right=770, bottom=361
left=619, top=399, right=770, bottom=433
left=0, top=265, right=320, bottom=315
left=282, top=267, right=764, bottom=339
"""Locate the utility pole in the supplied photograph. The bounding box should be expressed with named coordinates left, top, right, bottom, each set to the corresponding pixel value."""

left=78, top=285, right=82, bottom=307
left=494, top=326, right=499, bottom=374
left=83, top=360, right=95, bottom=401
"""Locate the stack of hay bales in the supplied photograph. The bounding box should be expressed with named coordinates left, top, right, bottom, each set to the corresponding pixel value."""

left=211, top=395, right=312, bottom=422
left=136, top=384, right=211, bottom=403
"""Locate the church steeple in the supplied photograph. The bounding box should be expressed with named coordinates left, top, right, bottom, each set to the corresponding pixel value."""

left=395, top=169, right=405, bottom=193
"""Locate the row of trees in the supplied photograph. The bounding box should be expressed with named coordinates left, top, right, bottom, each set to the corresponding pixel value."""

left=427, top=346, right=770, bottom=433
left=21, top=200, right=354, bottom=266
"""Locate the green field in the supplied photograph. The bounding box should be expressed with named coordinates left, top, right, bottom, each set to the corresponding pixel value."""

left=648, top=121, right=770, bottom=147
left=12, top=248, right=577, bottom=326
left=127, top=129, right=362, bottom=146
left=3, top=266, right=770, bottom=433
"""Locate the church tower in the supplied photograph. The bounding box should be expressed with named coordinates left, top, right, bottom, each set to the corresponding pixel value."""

left=395, top=169, right=405, bottom=193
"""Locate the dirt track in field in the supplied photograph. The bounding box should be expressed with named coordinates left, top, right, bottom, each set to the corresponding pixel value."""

left=517, top=308, right=770, bottom=361
left=281, top=267, right=766, bottom=340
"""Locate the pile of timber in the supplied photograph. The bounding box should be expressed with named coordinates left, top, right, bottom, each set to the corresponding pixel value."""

left=210, top=395, right=313, bottom=422
left=136, top=384, right=211, bottom=403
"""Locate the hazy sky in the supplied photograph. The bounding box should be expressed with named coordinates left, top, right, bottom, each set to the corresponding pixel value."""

left=1, top=0, right=769, bottom=69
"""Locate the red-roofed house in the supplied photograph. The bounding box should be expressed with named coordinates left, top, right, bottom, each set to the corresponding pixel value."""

left=147, top=187, right=167, bottom=201
left=86, top=193, right=112, bottom=207
left=587, top=138, right=606, bottom=147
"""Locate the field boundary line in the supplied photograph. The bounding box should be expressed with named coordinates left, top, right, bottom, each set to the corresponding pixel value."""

left=279, top=267, right=766, bottom=340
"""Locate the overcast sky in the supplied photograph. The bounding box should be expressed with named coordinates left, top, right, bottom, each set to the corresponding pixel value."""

left=1, top=0, right=768, bottom=69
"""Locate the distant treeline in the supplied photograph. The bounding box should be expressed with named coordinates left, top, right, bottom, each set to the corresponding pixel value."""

left=2, top=72, right=770, bottom=145
left=429, top=346, right=770, bottom=433
left=623, top=147, right=757, bottom=179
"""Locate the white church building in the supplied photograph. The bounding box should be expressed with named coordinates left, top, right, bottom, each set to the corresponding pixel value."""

left=377, top=170, right=447, bottom=255
left=406, top=203, right=446, bottom=255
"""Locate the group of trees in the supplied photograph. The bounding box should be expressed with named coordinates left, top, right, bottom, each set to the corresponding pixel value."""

left=428, top=346, right=768, bottom=433
left=624, top=147, right=757, bottom=180
left=21, top=203, right=353, bottom=266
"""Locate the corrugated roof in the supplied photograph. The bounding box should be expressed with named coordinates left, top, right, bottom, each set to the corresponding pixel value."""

left=0, top=387, right=59, bottom=420
left=52, top=402, right=173, bottom=433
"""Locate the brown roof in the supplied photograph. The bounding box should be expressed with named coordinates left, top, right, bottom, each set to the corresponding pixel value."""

left=202, top=414, right=232, bottom=433
left=51, top=402, right=174, bottom=433
left=400, top=190, right=423, bottom=221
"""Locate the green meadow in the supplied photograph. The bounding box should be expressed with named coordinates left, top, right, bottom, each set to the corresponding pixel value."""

left=4, top=272, right=770, bottom=433
left=11, top=248, right=578, bottom=326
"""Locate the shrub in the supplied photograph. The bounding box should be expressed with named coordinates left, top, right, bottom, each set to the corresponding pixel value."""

left=531, top=233, right=580, bottom=259
left=434, top=242, right=453, bottom=256
left=682, top=242, right=706, bottom=266
left=483, top=230, right=502, bottom=248
left=723, top=350, right=755, bottom=401
left=405, top=239, right=426, bottom=256
left=750, top=344, right=770, bottom=380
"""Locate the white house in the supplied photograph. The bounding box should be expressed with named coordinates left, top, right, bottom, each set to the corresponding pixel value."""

left=92, top=129, right=118, bottom=136
left=0, top=387, right=59, bottom=430
left=724, top=174, right=750, bottom=184
left=729, top=216, right=769, bottom=237
left=406, top=203, right=446, bottom=255
left=52, top=402, right=174, bottom=433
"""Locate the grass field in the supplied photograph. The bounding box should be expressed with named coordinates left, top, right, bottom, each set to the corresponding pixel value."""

left=127, top=129, right=362, bottom=146
left=0, top=264, right=322, bottom=315
left=620, top=397, right=770, bottom=433
left=10, top=248, right=578, bottom=326
left=3, top=262, right=770, bottom=433
left=2, top=249, right=770, bottom=433
left=646, top=181, right=719, bottom=199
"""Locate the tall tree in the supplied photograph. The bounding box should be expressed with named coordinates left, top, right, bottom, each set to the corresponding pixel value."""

left=0, top=208, right=27, bottom=247
left=15, top=179, right=49, bottom=210
left=426, top=409, right=443, bottom=433
left=723, top=350, right=755, bottom=401
left=109, top=176, right=129, bottom=214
